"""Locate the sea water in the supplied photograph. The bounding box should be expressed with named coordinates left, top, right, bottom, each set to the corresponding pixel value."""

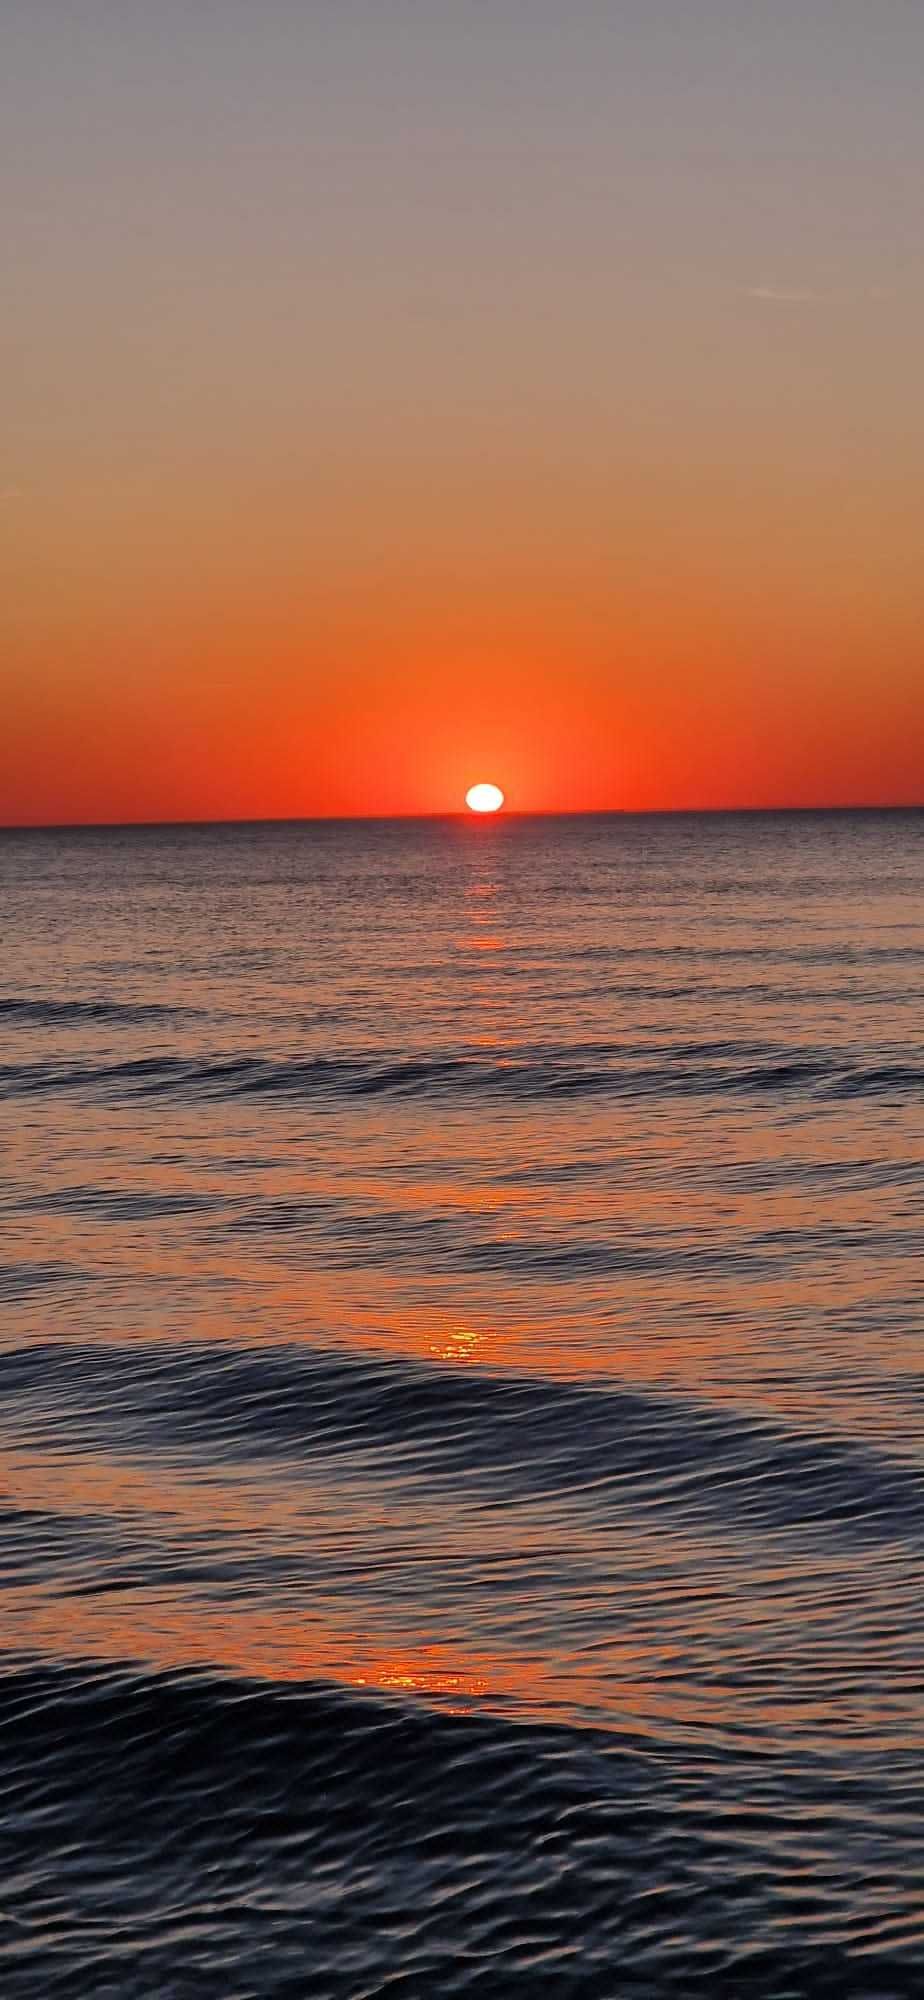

left=0, top=810, right=921, bottom=1995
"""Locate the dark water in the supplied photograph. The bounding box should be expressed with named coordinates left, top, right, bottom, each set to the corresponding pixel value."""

left=1, top=809, right=921, bottom=1997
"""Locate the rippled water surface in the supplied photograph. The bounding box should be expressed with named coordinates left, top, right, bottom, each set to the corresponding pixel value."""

left=1, top=810, right=922, bottom=1996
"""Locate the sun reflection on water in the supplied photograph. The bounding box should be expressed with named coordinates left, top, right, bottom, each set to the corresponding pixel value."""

left=429, top=1323, right=480, bottom=1365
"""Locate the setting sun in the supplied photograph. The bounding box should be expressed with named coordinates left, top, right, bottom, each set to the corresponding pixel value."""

left=465, top=783, right=505, bottom=814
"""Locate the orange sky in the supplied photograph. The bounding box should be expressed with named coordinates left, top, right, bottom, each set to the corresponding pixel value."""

left=2, top=3, right=922, bottom=821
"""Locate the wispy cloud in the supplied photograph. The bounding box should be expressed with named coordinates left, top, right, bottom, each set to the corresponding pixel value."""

left=746, top=284, right=826, bottom=303
left=744, top=282, right=890, bottom=306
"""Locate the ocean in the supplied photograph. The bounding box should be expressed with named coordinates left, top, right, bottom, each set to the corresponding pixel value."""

left=0, top=809, right=921, bottom=1997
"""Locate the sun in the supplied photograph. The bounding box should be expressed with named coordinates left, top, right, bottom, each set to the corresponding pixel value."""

left=465, top=782, right=505, bottom=814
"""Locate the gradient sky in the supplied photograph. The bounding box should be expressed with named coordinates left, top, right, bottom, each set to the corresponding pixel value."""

left=2, top=0, right=922, bottom=820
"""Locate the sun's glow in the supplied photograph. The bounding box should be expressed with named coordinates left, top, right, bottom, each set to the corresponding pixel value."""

left=465, top=782, right=505, bottom=813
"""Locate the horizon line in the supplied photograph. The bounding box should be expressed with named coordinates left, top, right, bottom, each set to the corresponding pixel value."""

left=2, top=802, right=922, bottom=835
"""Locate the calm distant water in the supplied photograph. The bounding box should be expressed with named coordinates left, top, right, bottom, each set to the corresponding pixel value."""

left=1, top=810, right=922, bottom=1997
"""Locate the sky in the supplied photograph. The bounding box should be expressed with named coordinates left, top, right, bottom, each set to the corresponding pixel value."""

left=2, top=0, right=922, bottom=821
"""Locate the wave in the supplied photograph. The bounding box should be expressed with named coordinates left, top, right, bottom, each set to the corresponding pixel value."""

left=573, top=940, right=924, bottom=966
left=0, top=1260, right=91, bottom=1303
left=0, top=1041, right=921, bottom=1106
left=11, top=1185, right=219, bottom=1221
left=0, top=1659, right=920, bottom=1997
left=2, top=1340, right=921, bottom=1550
left=221, top=1192, right=920, bottom=1289
left=0, top=995, right=192, bottom=1027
